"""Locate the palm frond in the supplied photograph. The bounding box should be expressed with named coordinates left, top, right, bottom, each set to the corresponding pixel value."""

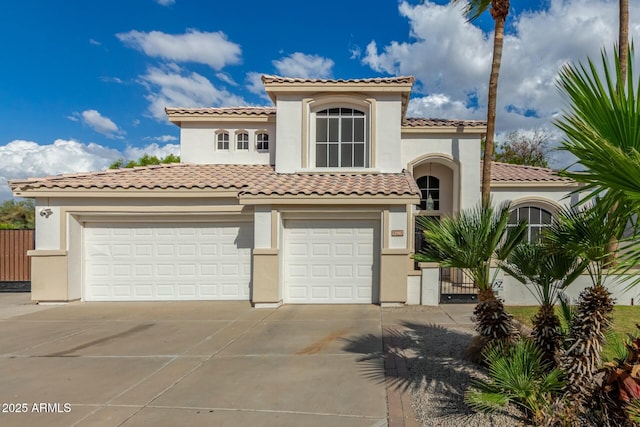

left=465, top=340, right=564, bottom=418
left=556, top=47, right=640, bottom=201
left=414, top=201, right=525, bottom=291
left=452, top=0, right=492, bottom=22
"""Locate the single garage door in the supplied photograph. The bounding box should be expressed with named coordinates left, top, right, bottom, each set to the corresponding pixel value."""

left=284, top=219, right=378, bottom=303
left=84, top=222, right=253, bottom=301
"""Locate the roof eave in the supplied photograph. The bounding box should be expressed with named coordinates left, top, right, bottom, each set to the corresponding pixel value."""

left=490, top=181, right=579, bottom=188
left=239, top=194, right=420, bottom=205
left=402, top=125, right=487, bottom=134
left=11, top=188, right=243, bottom=198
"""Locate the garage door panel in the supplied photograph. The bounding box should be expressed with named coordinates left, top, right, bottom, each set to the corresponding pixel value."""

left=334, top=244, right=353, bottom=256
left=310, top=286, right=330, bottom=299
left=334, top=265, right=353, bottom=278
left=84, top=222, right=253, bottom=301
left=334, top=286, right=354, bottom=299
left=288, top=243, right=307, bottom=256
left=284, top=219, right=378, bottom=304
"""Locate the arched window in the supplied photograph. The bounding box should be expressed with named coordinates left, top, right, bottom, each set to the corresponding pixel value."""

left=315, top=108, right=366, bottom=167
left=508, top=206, right=553, bottom=242
left=237, top=132, right=249, bottom=150
left=416, top=176, right=440, bottom=211
left=217, top=132, right=229, bottom=150
left=256, top=132, right=269, bottom=151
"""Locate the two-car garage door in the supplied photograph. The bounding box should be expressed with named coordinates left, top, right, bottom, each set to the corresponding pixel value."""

left=82, top=219, right=379, bottom=304
left=83, top=222, right=253, bottom=301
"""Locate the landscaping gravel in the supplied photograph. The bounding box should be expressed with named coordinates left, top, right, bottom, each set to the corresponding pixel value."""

left=397, top=322, right=528, bottom=427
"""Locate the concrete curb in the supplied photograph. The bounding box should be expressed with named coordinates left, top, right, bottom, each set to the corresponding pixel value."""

left=383, top=330, right=420, bottom=427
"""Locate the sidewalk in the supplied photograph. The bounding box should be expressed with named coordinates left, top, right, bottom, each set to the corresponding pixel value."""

left=381, top=304, right=475, bottom=427
left=0, top=292, right=55, bottom=319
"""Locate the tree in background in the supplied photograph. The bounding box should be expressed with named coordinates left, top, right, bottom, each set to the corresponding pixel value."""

left=494, top=129, right=551, bottom=168
left=454, top=0, right=511, bottom=207
left=110, top=153, right=180, bottom=169
left=0, top=199, right=35, bottom=229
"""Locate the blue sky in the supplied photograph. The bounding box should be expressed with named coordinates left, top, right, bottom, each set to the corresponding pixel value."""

left=0, top=0, right=637, bottom=200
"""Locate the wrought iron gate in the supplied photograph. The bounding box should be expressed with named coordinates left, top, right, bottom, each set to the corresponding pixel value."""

left=439, top=267, right=477, bottom=303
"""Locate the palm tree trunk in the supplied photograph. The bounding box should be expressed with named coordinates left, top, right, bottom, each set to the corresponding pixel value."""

left=478, top=288, right=495, bottom=301
left=619, top=0, right=629, bottom=84
left=607, top=0, right=629, bottom=266
left=482, top=2, right=508, bottom=207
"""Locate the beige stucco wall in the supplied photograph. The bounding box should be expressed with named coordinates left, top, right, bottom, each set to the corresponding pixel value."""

left=380, top=249, right=411, bottom=303
left=252, top=250, right=280, bottom=304
left=28, top=251, right=69, bottom=302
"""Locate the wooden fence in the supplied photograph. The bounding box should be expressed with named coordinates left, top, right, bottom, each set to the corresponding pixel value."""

left=0, top=229, right=34, bottom=282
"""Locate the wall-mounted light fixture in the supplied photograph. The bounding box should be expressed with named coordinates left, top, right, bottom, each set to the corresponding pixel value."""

left=39, top=208, right=53, bottom=218
left=425, top=193, right=434, bottom=211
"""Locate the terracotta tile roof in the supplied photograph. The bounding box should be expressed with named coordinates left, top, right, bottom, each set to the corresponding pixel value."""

left=261, top=75, right=415, bottom=85
left=165, top=107, right=276, bottom=116
left=244, top=169, right=420, bottom=196
left=9, top=164, right=420, bottom=198
left=489, top=161, right=574, bottom=183
left=403, top=117, right=487, bottom=128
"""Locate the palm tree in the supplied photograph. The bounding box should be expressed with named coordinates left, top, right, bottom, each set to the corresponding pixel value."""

left=465, top=339, right=564, bottom=425
left=501, top=242, right=585, bottom=367
left=414, top=201, right=526, bottom=342
left=454, top=0, right=510, bottom=207
left=544, top=201, right=628, bottom=418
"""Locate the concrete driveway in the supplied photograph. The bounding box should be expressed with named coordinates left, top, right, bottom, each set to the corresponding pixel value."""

left=0, top=295, right=387, bottom=426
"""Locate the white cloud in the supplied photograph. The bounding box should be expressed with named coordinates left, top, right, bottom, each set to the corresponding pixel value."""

left=0, top=139, right=122, bottom=200
left=74, top=109, right=126, bottom=139
left=272, top=52, right=334, bottom=78
left=0, top=139, right=182, bottom=201
left=245, top=72, right=271, bottom=103
left=245, top=72, right=264, bottom=95
left=216, top=72, right=238, bottom=86
left=117, top=29, right=241, bottom=70
left=124, top=143, right=180, bottom=160
left=101, top=76, right=124, bottom=84
left=89, top=38, right=101, bottom=46
left=363, top=0, right=640, bottom=143
left=408, top=94, right=483, bottom=120
left=139, top=64, right=246, bottom=120
left=144, top=135, right=178, bottom=142
left=155, top=0, right=175, bottom=5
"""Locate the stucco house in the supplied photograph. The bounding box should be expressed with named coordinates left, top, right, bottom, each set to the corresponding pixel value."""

left=9, top=76, right=578, bottom=306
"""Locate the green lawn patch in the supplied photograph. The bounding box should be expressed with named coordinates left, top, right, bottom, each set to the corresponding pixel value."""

left=506, top=305, right=640, bottom=362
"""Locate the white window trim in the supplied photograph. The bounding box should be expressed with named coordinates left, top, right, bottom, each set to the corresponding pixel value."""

left=310, top=106, right=369, bottom=169
left=507, top=205, right=555, bottom=243
left=236, top=130, right=249, bottom=150
left=216, top=131, right=230, bottom=151
left=303, top=96, right=375, bottom=170
left=416, top=175, right=440, bottom=212
left=256, top=131, right=269, bottom=151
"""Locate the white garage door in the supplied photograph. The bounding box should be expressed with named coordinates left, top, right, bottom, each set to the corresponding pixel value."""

left=284, top=220, right=378, bottom=304
left=84, top=222, right=253, bottom=301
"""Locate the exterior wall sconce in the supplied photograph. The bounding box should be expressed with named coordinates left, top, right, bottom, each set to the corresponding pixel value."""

left=425, top=194, right=434, bottom=211
left=39, top=208, right=53, bottom=218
